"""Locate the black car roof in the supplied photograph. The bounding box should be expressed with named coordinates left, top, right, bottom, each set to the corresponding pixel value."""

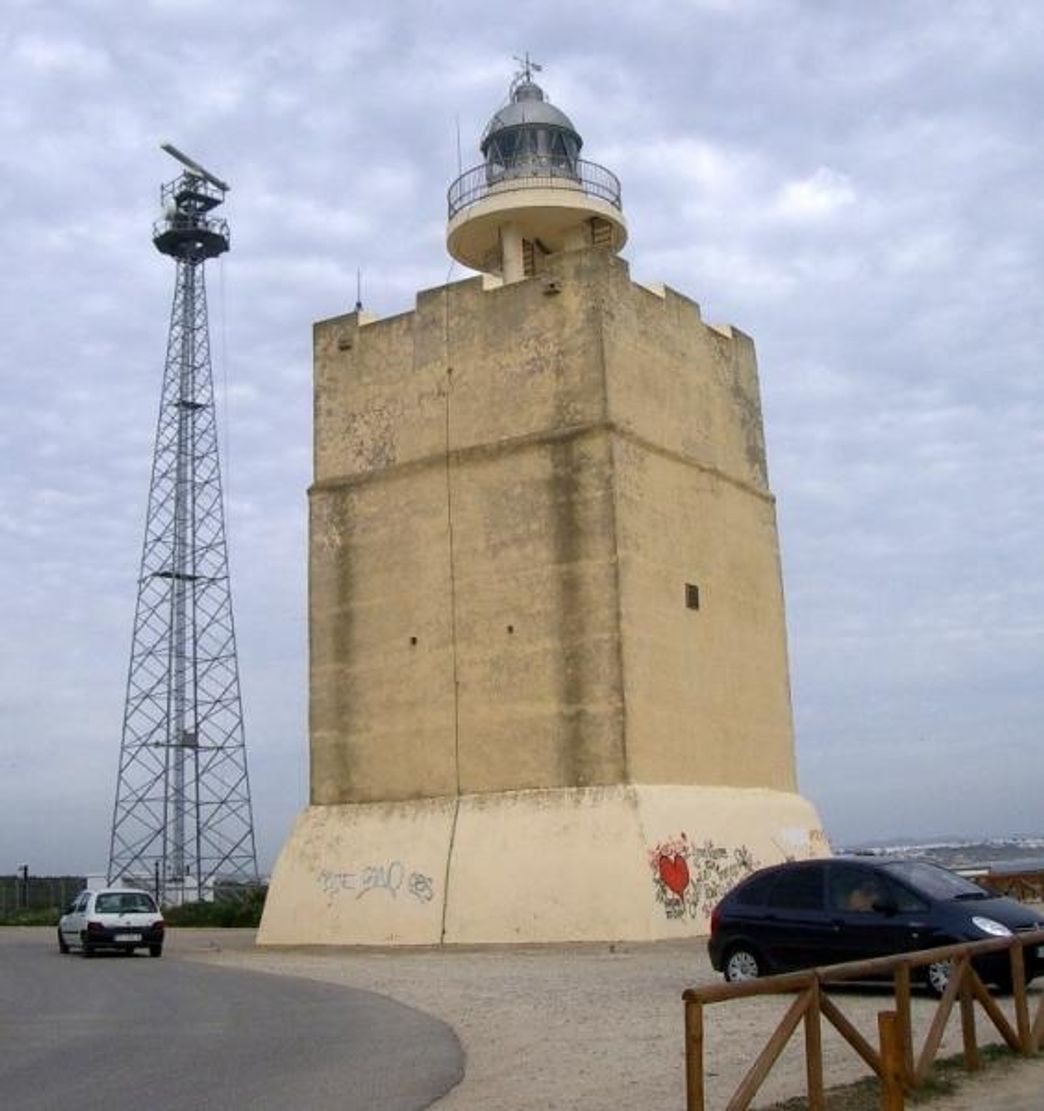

left=732, top=855, right=948, bottom=888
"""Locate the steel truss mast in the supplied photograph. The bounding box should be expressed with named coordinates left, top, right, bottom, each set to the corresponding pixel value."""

left=108, top=150, right=258, bottom=904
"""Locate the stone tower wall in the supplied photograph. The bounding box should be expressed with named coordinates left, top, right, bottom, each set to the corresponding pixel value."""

left=602, top=276, right=797, bottom=790
left=309, top=248, right=795, bottom=807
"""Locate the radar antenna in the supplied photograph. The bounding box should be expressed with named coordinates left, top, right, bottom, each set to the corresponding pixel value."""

left=160, top=142, right=230, bottom=193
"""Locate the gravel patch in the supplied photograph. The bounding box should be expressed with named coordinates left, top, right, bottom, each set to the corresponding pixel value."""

left=174, top=929, right=1044, bottom=1109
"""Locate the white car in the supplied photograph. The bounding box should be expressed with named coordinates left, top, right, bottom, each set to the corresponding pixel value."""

left=58, top=888, right=165, bottom=958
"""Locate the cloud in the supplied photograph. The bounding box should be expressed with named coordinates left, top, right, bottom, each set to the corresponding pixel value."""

left=12, top=34, right=111, bottom=78
left=774, top=167, right=856, bottom=220
left=2, top=0, right=1044, bottom=868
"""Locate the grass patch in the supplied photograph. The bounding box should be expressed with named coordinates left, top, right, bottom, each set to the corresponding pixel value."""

left=162, top=886, right=267, bottom=928
left=0, top=888, right=267, bottom=929
left=0, top=908, right=61, bottom=927
left=765, top=1044, right=1021, bottom=1110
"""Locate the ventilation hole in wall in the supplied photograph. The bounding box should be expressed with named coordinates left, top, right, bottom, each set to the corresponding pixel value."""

left=409, top=636, right=418, bottom=646
left=506, top=624, right=515, bottom=634
left=685, top=583, right=700, bottom=611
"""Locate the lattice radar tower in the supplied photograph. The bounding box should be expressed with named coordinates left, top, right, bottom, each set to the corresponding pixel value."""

left=108, top=147, right=259, bottom=904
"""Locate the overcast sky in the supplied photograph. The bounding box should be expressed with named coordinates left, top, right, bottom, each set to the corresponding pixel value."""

left=2, top=0, right=1042, bottom=875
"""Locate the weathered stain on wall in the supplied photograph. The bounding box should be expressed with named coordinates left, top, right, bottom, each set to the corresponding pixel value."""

left=309, top=248, right=796, bottom=807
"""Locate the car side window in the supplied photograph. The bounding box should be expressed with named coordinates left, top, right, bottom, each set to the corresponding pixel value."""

left=885, top=878, right=929, bottom=914
left=828, top=866, right=929, bottom=914
left=829, top=865, right=889, bottom=913
left=766, top=866, right=823, bottom=910
left=732, top=871, right=776, bottom=907
left=75, top=892, right=90, bottom=912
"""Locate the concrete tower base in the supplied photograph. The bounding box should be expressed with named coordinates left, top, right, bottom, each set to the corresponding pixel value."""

left=258, top=785, right=826, bottom=946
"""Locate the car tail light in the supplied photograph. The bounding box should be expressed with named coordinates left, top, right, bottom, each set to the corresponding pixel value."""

left=86, top=920, right=106, bottom=934
left=710, top=904, right=721, bottom=936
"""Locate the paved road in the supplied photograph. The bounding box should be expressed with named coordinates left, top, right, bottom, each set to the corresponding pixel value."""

left=0, top=928, right=463, bottom=1110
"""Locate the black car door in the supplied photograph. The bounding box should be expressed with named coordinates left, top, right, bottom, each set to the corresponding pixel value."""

left=758, top=862, right=830, bottom=970
left=823, top=863, right=933, bottom=966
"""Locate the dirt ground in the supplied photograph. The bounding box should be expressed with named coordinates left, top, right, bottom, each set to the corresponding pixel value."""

left=172, top=929, right=1044, bottom=1109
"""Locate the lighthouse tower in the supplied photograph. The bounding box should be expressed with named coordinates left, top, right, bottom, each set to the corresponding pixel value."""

left=260, top=66, right=825, bottom=946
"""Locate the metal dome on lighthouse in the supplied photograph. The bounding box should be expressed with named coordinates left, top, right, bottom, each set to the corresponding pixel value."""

left=447, top=55, right=627, bottom=282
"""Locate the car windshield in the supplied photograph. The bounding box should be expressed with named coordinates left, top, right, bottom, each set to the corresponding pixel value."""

left=881, top=861, right=987, bottom=901
left=95, top=893, right=157, bottom=914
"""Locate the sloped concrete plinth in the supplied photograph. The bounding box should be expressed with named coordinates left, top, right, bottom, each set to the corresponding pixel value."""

left=258, top=785, right=827, bottom=946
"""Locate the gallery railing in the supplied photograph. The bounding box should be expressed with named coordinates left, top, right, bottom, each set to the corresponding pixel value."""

left=447, top=157, right=622, bottom=221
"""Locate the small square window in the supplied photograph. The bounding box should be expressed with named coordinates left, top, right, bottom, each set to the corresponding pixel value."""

left=685, top=583, right=700, bottom=611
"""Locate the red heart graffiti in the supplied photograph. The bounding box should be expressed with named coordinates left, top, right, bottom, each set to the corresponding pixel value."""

left=658, top=853, right=690, bottom=898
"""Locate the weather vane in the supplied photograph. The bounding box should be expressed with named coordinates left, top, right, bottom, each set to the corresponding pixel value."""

left=512, top=51, right=542, bottom=85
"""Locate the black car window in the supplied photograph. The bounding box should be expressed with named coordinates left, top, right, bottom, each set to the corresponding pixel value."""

left=766, top=865, right=823, bottom=910
left=732, top=871, right=776, bottom=907
left=828, top=865, right=894, bottom=914
left=886, top=878, right=929, bottom=914
left=881, top=861, right=986, bottom=901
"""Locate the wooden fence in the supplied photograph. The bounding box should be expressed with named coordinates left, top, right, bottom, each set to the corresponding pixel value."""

left=986, top=870, right=1044, bottom=904
left=683, top=928, right=1044, bottom=1110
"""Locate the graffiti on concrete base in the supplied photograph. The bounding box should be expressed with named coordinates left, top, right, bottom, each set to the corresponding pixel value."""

left=649, top=834, right=758, bottom=920
left=318, top=861, right=434, bottom=903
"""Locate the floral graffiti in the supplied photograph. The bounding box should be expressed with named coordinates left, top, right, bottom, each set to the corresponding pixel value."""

left=648, top=834, right=758, bottom=920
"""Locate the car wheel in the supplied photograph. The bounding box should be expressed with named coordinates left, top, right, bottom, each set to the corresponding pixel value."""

left=149, top=944, right=163, bottom=958
left=57, top=929, right=70, bottom=954
left=926, top=959, right=952, bottom=997
left=724, top=945, right=763, bottom=982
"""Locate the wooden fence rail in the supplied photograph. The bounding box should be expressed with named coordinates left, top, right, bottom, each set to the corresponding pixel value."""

left=683, top=928, right=1044, bottom=1111
left=986, top=870, right=1044, bottom=903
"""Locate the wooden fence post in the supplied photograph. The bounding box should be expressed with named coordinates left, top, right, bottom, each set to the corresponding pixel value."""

left=959, top=967, right=979, bottom=1072
left=684, top=998, right=704, bottom=1111
left=804, top=978, right=824, bottom=1110
left=878, top=1011, right=905, bottom=1111
left=1010, top=944, right=1031, bottom=1054
left=894, top=962, right=914, bottom=1086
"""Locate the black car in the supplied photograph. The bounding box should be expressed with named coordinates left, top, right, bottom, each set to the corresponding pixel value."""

left=708, top=857, right=1044, bottom=994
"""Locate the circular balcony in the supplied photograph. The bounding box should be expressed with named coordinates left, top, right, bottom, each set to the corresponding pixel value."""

left=446, top=157, right=626, bottom=273
left=448, top=157, right=622, bottom=221
left=153, top=214, right=230, bottom=261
